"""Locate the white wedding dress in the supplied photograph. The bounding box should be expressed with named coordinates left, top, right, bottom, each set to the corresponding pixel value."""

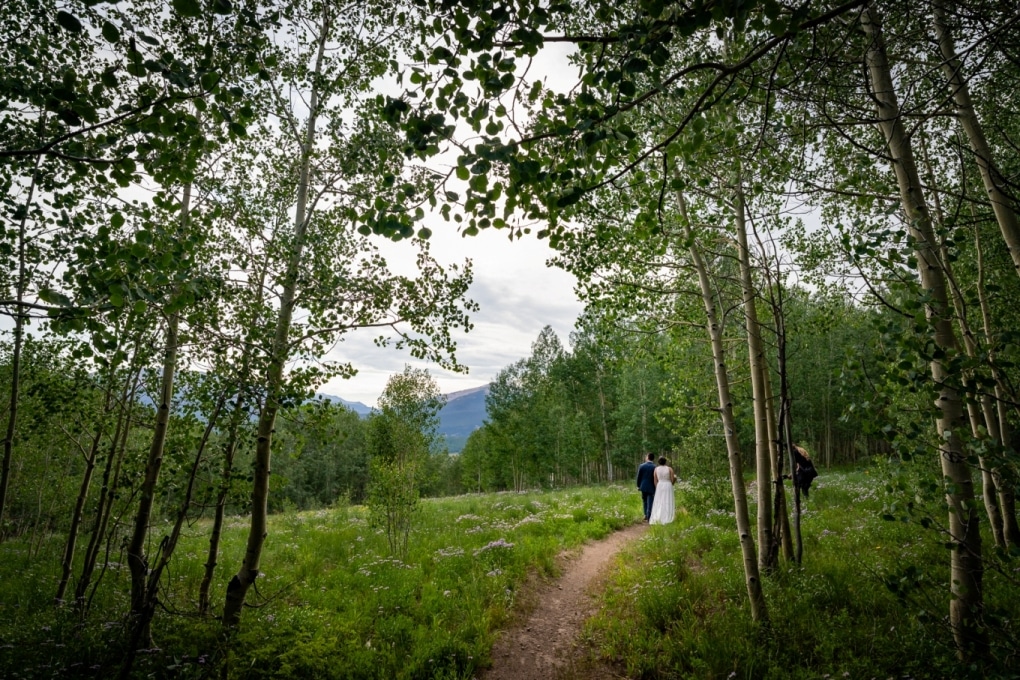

left=649, top=466, right=675, bottom=525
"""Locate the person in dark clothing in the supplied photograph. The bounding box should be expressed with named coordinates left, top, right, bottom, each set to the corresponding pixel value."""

left=793, top=446, right=819, bottom=498
left=636, top=453, right=657, bottom=522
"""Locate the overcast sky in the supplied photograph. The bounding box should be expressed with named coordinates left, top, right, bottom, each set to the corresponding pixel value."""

left=316, top=42, right=584, bottom=407
left=317, top=225, right=585, bottom=407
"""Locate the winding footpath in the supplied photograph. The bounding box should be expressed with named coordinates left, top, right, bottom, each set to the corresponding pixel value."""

left=479, top=522, right=648, bottom=680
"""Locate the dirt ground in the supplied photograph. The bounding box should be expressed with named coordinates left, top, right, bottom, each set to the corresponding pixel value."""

left=478, top=521, right=648, bottom=680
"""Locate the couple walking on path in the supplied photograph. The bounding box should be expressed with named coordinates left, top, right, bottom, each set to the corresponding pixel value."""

left=637, top=453, right=677, bottom=525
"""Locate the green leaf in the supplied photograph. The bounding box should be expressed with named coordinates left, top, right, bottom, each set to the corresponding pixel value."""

left=213, top=0, right=233, bottom=14
left=171, top=0, right=202, bottom=18
left=101, top=21, right=120, bottom=43
left=56, top=10, right=83, bottom=33
left=101, top=67, right=119, bottom=88
left=556, top=186, right=584, bottom=208
left=200, top=71, right=221, bottom=90
left=623, top=58, right=648, bottom=73
left=111, top=212, right=125, bottom=229
left=38, top=288, right=73, bottom=307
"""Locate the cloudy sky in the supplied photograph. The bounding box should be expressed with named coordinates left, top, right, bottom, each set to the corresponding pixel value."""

left=317, top=225, right=585, bottom=407
left=316, top=43, right=584, bottom=407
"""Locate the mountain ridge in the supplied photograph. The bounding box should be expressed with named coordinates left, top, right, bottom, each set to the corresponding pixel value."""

left=317, top=384, right=489, bottom=453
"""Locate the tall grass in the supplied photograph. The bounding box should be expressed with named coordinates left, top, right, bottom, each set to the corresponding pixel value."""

left=584, top=466, right=1019, bottom=679
left=2, top=466, right=1018, bottom=679
left=0, top=485, right=634, bottom=679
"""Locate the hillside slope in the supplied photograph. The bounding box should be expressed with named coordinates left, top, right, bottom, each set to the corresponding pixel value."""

left=437, top=384, right=488, bottom=453
left=316, top=385, right=488, bottom=453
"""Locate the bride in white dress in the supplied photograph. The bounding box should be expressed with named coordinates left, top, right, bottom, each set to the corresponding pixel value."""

left=649, top=456, right=677, bottom=525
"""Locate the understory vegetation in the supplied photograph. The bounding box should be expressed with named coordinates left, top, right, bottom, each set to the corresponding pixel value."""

left=590, top=466, right=1020, bottom=680
left=2, top=467, right=1015, bottom=679
left=0, top=485, right=633, bottom=679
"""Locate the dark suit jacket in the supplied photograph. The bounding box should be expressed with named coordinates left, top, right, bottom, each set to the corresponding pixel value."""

left=636, top=461, right=657, bottom=494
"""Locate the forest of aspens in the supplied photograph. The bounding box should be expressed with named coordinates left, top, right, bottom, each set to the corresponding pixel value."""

left=2, top=0, right=1020, bottom=678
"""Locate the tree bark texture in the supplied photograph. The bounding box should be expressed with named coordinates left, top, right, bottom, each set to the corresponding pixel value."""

left=932, top=0, right=1020, bottom=280
left=763, top=356, right=794, bottom=562
left=76, top=365, right=141, bottom=608
left=0, top=147, right=41, bottom=540
left=733, top=182, right=775, bottom=572
left=680, top=196, right=767, bottom=624
left=124, top=310, right=180, bottom=648
left=863, top=3, right=984, bottom=658
left=222, top=10, right=330, bottom=627
left=199, top=390, right=247, bottom=615
left=54, top=426, right=103, bottom=604
left=974, top=219, right=1020, bottom=548
left=923, top=132, right=1009, bottom=550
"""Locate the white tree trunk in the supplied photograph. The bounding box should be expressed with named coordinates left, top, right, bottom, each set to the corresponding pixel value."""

left=933, top=0, right=1020, bottom=279
left=733, top=180, right=775, bottom=572
left=680, top=195, right=767, bottom=623
left=863, top=3, right=984, bottom=658
left=223, top=7, right=330, bottom=627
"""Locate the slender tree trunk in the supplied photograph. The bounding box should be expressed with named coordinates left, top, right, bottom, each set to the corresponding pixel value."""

left=782, top=404, right=804, bottom=564
left=974, top=218, right=1020, bottom=548
left=764, top=351, right=794, bottom=562
left=222, top=12, right=330, bottom=627
left=824, top=345, right=833, bottom=470
left=199, top=389, right=247, bottom=615
left=922, top=131, right=1008, bottom=549
left=0, top=150, right=42, bottom=540
left=932, top=1, right=1020, bottom=280
left=76, top=364, right=141, bottom=609
left=121, top=394, right=224, bottom=678
left=939, top=248, right=1006, bottom=549
left=124, top=310, right=180, bottom=647
left=863, top=4, right=984, bottom=658
left=124, top=181, right=191, bottom=649
left=639, top=376, right=648, bottom=453
left=775, top=284, right=804, bottom=564
left=680, top=196, right=767, bottom=624
left=596, top=368, right=613, bottom=481
left=55, top=426, right=104, bottom=604
left=733, top=181, right=775, bottom=572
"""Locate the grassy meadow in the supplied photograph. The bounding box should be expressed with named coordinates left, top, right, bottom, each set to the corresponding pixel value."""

left=0, top=486, right=633, bottom=679
left=0, top=463, right=1018, bottom=679
left=584, top=467, right=1019, bottom=679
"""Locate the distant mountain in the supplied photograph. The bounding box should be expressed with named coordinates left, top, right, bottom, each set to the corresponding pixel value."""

left=317, top=393, right=374, bottom=416
left=436, top=384, right=489, bottom=453
left=136, top=378, right=476, bottom=438
left=313, top=385, right=488, bottom=453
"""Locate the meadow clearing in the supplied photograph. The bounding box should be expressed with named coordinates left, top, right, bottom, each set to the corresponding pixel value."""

left=0, top=464, right=1017, bottom=679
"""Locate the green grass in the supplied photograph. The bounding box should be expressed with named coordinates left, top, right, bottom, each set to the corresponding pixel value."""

left=1, top=467, right=1018, bottom=679
left=0, top=485, right=634, bottom=679
left=583, top=467, right=1020, bottom=679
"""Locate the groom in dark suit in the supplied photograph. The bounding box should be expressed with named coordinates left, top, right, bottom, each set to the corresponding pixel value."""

left=636, top=453, right=657, bottom=523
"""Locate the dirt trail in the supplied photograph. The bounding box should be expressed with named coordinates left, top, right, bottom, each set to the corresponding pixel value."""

left=479, top=522, right=647, bottom=680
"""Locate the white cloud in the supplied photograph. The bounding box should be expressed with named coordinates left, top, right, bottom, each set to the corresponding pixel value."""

left=319, top=226, right=583, bottom=406
left=320, top=41, right=587, bottom=407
